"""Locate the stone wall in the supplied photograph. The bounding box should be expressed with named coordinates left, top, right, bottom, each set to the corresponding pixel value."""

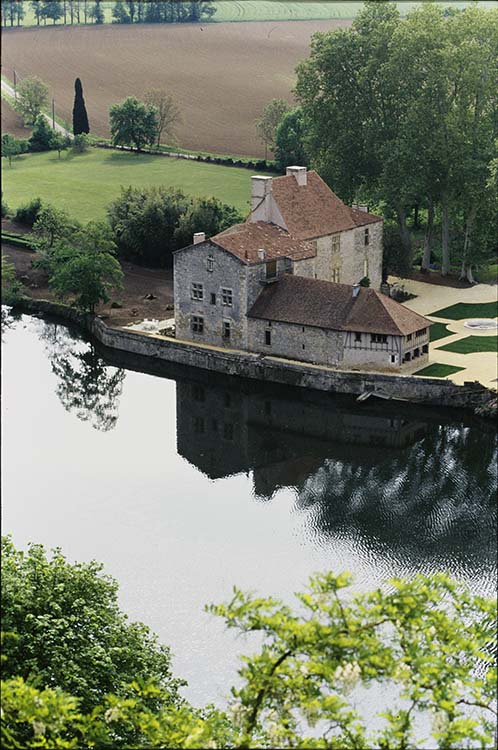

left=247, top=318, right=345, bottom=367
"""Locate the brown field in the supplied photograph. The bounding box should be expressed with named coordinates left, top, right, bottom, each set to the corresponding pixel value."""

left=1, top=98, right=32, bottom=139
left=1, top=20, right=350, bottom=156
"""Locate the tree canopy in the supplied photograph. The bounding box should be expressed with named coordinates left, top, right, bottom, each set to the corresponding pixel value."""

left=13, top=77, right=49, bottom=126
left=109, top=97, right=159, bottom=152
left=255, top=99, right=291, bottom=159
left=1, top=538, right=496, bottom=749
left=72, top=77, right=90, bottom=135
left=296, top=1, right=498, bottom=279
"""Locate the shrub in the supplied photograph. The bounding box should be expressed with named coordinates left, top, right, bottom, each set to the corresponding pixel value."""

left=28, top=115, right=53, bottom=152
left=14, top=198, right=43, bottom=227
left=72, top=133, right=90, bottom=153
left=1, top=194, right=9, bottom=218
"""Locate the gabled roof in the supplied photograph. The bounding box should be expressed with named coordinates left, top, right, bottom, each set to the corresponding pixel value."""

left=248, top=275, right=431, bottom=336
left=270, top=171, right=382, bottom=240
left=211, top=221, right=315, bottom=263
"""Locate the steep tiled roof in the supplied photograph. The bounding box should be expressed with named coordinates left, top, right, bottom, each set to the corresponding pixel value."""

left=248, top=276, right=430, bottom=336
left=211, top=221, right=315, bottom=263
left=270, top=171, right=382, bottom=240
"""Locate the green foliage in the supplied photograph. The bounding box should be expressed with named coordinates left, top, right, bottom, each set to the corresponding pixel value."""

left=1, top=253, right=23, bottom=303
left=28, top=115, right=54, bottom=153
left=32, top=205, right=73, bottom=255
left=415, top=363, right=465, bottom=378
left=1, top=193, right=9, bottom=218
left=274, top=107, right=308, bottom=172
left=109, top=97, right=158, bottom=152
left=49, top=132, right=71, bottom=159
left=359, top=276, right=370, bottom=288
left=255, top=98, right=291, bottom=159
left=13, top=197, right=43, bottom=227
left=71, top=133, right=90, bottom=153
left=1, top=134, right=26, bottom=167
left=173, top=197, right=243, bottom=250
left=1, top=537, right=184, bottom=713
left=72, top=78, right=90, bottom=135
left=13, top=76, right=49, bottom=126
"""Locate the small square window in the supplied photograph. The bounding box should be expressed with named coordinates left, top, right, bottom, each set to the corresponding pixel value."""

left=191, top=315, right=204, bottom=334
left=191, top=282, right=203, bottom=301
left=265, top=330, right=271, bottom=346
left=221, top=288, right=233, bottom=306
left=222, top=321, right=231, bottom=339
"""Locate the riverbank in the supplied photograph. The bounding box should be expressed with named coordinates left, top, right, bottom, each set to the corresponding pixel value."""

left=7, top=296, right=495, bottom=416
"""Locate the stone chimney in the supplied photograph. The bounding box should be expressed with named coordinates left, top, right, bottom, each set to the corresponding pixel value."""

left=352, top=203, right=369, bottom=212
left=250, top=176, right=272, bottom=222
left=352, top=284, right=361, bottom=298
left=286, top=166, right=307, bottom=186
left=193, top=232, right=205, bottom=245
left=257, top=248, right=266, bottom=261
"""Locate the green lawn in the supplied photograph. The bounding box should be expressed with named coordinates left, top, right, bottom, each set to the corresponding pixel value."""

left=476, top=263, right=498, bottom=284
left=429, top=301, right=498, bottom=320
left=437, top=336, right=498, bottom=354
left=414, top=363, right=465, bottom=378
left=1, top=149, right=253, bottom=223
left=12, top=1, right=497, bottom=27
left=429, top=322, right=453, bottom=342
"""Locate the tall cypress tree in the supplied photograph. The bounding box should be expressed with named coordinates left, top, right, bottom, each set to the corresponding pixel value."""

left=72, top=78, right=90, bottom=135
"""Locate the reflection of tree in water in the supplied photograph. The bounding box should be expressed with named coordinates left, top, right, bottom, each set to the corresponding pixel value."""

left=1, top=306, right=21, bottom=341
left=299, top=423, right=497, bottom=567
left=38, top=320, right=125, bottom=432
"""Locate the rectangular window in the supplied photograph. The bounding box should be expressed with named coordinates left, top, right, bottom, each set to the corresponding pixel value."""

left=265, top=330, right=271, bottom=346
left=364, top=228, right=370, bottom=246
left=221, top=288, right=233, bottom=306
left=363, top=259, right=369, bottom=278
left=407, top=333, right=412, bottom=342
left=207, top=255, right=214, bottom=272
left=222, top=320, right=231, bottom=339
left=390, top=354, right=397, bottom=364
left=191, top=282, right=203, bottom=301
left=371, top=333, right=388, bottom=344
left=416, top=328, right=427, bottom=338
left=422, top=344, right=429, bottom=354
left=331, top=235, right=340, bottom=253
left=210, top=293, right=216, bottom=305
left=331, top=268, right=340, bottom=283
left=266, top=260, right=277, bottom=279
left=191, top=315, right=204, bottom=334
left=355, top=332, right=362, bottom=343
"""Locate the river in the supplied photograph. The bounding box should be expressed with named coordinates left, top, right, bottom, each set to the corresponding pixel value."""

left=2, top=309, right=496, bottom=707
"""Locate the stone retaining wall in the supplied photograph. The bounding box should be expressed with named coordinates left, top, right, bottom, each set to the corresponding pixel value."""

left=9, top=297, right=492, bottom=410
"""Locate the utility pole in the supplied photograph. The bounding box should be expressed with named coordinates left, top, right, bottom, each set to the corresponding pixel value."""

left=52, top=99, right=55, bottom=129
left=13, top=69, right=17, bottom=100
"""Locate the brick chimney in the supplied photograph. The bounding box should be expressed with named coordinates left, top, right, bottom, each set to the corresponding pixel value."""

left=286, top=166, right=307, bottom=186
left=193, top=232, right=205, bottom=245
left=250, top=176, right=272, bottom=222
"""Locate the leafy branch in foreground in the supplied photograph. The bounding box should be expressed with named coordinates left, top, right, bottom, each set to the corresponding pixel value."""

left=1, top=536, right=496, bottom=748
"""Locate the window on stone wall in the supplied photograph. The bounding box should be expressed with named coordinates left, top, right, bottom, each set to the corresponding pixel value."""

left=222, top=320, right=231, bottom=340
left=355, top=332, right=362, bottom=343
left=266, top=260, right=277, bottom=279
left=331, top=268, right=340, bottom=283
left=363, top=259, right=369, bottom=278
left=390, top=354, right=397, bottom=364
left=364, top=228, right=370, bottom=246
left=191, top=282, right=203, bottom=301
left=332, top=235, right=340, bottom=253
left=265, top=330, right=271, bottom=346
left=210, top=293, right=216, bottom=305
left=221, top=288, right=233, bottom=306
left=191, top=315, right=204, bottom=334
left=207, top=255, right=214, bottom=272
left=422, top=343, right=429, bottom=354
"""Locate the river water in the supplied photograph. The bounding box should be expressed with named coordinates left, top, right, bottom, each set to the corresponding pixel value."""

left=2, top=309, right=497, bottom=707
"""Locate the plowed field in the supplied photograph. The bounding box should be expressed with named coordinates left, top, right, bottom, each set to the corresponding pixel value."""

left=1, top=20, right=350, bottom=156
left=1, top=99, right=32, bottom=139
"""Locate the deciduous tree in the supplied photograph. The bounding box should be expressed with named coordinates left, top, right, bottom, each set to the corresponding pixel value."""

left=255, top=99, right=291, bottom=159
left=13, top=77, right=49, bottom=126
left=274, top=107, right=307, bottom=172
left=144, top=89, right=181, bottom=147
left=109, top=97, right=158, bottom=152
left=1, top=134, right=23, bottom=167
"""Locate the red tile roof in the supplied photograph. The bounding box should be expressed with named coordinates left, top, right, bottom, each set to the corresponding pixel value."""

left=270, top=171, right=382, bottom=240
left=248, top=275, right=431, bottom=336
left=211, top=221, right=315, bottom=263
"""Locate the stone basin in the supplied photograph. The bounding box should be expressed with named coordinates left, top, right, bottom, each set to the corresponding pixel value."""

left=463, top=318, right=498, bottom=330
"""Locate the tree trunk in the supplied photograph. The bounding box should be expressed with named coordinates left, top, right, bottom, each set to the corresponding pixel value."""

left=396, top=205, right=412, bottom=270
left=441, top=198, right=450, bottom=276
left=413, top=204, right=420, bottom=229
left=459, top=203, right=477, bottom=283
left=421, top=200, right=434, bottom=271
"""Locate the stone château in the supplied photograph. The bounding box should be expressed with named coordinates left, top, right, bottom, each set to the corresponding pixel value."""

left=173, top=167, right=431, bottom=371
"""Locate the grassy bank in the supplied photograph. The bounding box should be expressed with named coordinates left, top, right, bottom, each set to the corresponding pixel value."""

left=1, top=149, right=252, bottom=222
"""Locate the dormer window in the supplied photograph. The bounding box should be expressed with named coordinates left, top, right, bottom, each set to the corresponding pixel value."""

left=207, top=255, right=214, bottom=272
left=266, top=260, right=277, bottom=279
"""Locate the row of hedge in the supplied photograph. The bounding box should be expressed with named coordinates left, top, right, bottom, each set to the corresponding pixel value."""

left=94, top=142, right=279, bottom=173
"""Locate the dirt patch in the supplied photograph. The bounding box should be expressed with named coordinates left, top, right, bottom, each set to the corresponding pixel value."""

left=406, top=270, right=473, bottom=289
left=2, top=240, right=173, bottom=327
left=1, top=98, right=32, bottom=139
left=1, top=20, right=350, bottom=157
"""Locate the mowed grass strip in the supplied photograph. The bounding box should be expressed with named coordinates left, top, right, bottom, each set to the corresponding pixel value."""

left=415, top=363, right=465, bottom=378
left=429, top=301, right=498, bottom=320
left=437, top=336, right=498, bottom=354
left=429, top=322, right=453, bottom=342
left=1, top=149, right=252, bottom=223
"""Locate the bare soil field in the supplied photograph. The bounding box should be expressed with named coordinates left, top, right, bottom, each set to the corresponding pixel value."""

left=1, top=20, right=350, bottom=156
left=1, top=98, right=32, bottom=139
